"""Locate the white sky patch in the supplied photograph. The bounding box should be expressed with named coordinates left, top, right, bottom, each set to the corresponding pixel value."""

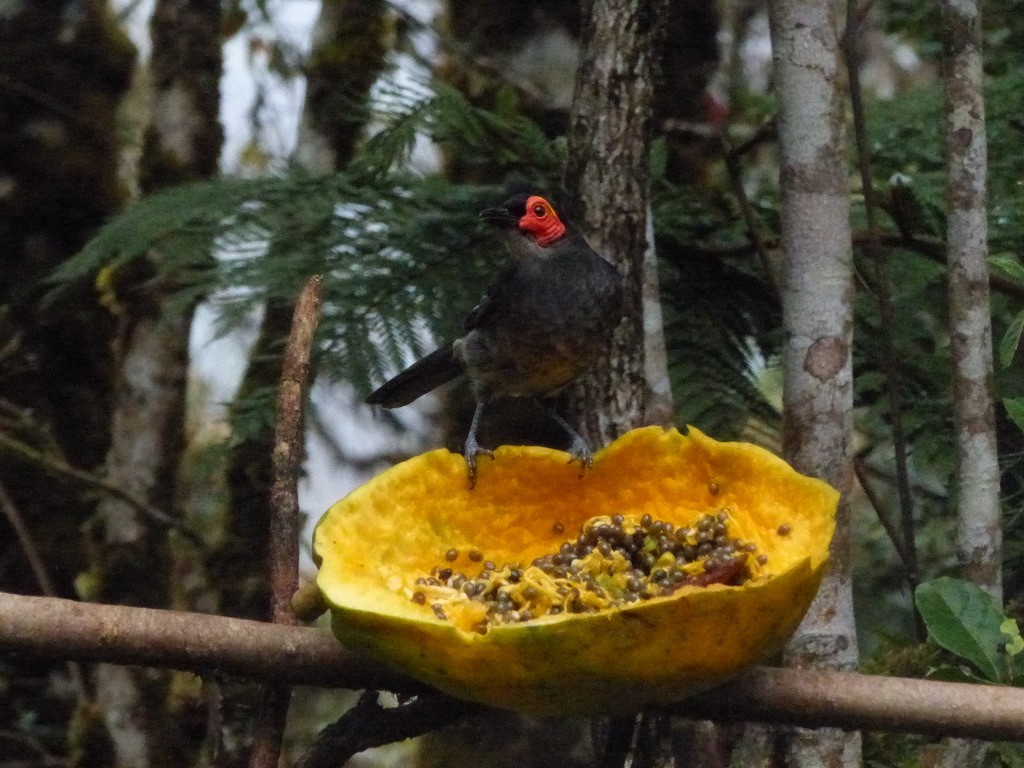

left=370, top=0, right=442, bottom=173
left=220, top=1, right=321, bottom=172
left=188, top=299, right=262, bottom=414
left=113, top=0, right=154, bottom=59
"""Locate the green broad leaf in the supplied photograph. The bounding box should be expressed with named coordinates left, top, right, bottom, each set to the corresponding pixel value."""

left=990, top=253, right=1024, bottom=283
left=915, top=577, right=1005, bottom=683
left=1002, top=617, right=1024, bottom=657
left=1000, top=309, right=1024, bottom=367
left=1005, top=398, right=1024, bottom=434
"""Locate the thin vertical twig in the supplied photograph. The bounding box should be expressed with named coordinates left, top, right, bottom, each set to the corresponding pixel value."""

left=719, top=133, right=781, bottom=296
left=248, top=275, right=324, bottom=768
left=269, top=277, right=324, bottom=626
left=0, top=480, right=58, bottom=597
left=854, top=460, right=914, bottom=573
left=842, top=0, right=923, bottom=637
left=0, top=479, right=89, bottom=704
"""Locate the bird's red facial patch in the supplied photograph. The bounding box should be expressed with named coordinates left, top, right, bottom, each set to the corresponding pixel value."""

left=518, top=196, right=567, bottom=247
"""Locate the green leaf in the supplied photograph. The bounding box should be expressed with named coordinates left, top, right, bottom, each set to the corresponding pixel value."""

left=1013, top=652, right=1024, bottom=686
left=990, top=253, right=1024, bottom=283
left=1005, top=617, right=1024, bottom=685
left=999, top=309, right=1024, bottom=367
left=915, top=577, right=1005, bottom=683
left=494, top=84, right=519, bottom=119
left=993, top=742, right=1024, bottom=768
left=1002, top=617, right=1024, bottom=657
left=1005, top=398, right=1024, bottom=434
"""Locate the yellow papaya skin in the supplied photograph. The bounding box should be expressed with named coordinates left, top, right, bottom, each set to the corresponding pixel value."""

left=314, top=427, right=838, bottom=716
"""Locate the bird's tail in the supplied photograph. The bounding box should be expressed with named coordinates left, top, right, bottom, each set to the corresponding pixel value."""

left=365, top=346, right=464, bottom=408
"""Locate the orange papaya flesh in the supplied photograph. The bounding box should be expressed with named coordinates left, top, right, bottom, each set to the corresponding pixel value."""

left=313, top=426, right=838, bottom=716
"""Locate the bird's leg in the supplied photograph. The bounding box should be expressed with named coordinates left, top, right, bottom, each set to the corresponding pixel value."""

left=464, top=397, right=494, bottom=488
left=541, top=402, right=593, bottom=477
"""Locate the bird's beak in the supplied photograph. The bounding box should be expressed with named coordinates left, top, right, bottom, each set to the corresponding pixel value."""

left=479, top=206, right=518, bottom=228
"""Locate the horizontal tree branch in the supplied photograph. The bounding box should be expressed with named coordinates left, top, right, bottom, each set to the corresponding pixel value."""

left=668, top=666, right=1023, bottom=740
left=0, top=591, right=414, bottom=692
left=4, top=591, right=1024, bottom=742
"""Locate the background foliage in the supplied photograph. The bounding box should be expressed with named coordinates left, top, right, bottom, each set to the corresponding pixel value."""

left=3, top=0, right=1024, bottom=765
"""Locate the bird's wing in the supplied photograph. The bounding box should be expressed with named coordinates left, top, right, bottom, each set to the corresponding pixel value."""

left=463, top=262, right=518, bottom=332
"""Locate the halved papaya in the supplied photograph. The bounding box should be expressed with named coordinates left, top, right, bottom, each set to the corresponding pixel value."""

left=313, top=426, right=837, bottom=715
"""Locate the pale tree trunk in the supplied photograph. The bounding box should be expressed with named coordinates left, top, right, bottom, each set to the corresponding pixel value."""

left=769, top=0, right=861, bottom=766
left=942, top=0, right=1000, bottom=602
left=936, top=2, right=999, bottom=766
left=91, top=2, right=223, bottom=767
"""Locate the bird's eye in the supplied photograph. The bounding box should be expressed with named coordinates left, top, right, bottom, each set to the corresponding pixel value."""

left=533, top=204, right=547, bottom=217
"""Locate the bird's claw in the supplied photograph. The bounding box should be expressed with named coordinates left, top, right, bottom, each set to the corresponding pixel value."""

left=464, top=439, right=495, bottom=489
left=566, top=438, right=593, bottom=479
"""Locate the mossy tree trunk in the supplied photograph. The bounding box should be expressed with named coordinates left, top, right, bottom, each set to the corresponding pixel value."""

left=563, top=0, right=666, bottom=445
left=0, top=0, right=134, bottom=764
left=89, top=2, right=223, bottom=767
left=295, top=0, right=388, bottom=172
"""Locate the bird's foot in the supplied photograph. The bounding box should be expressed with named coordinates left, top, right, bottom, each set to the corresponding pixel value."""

left=464, top=436, right=495, bottom=489
left=539, top=403, right=593, bottom=479
left=566, top=436, right=593, bottom=479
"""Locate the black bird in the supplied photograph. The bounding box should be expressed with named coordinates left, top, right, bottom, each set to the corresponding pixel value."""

left=366, top=193, right=624, bottom=485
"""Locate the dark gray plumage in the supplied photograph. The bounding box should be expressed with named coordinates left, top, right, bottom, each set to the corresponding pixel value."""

left=367, top=193, right=623, bottom=484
